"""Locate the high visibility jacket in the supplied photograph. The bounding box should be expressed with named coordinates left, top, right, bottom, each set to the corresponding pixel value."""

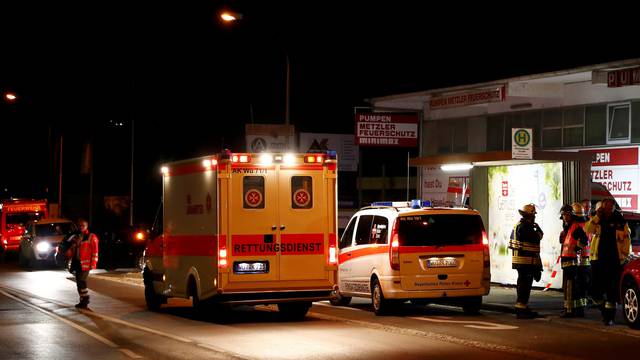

left=561, top=221, right=589, bottom=266
left=509, top=220, right=543, bottom=271
left=584, top=213, right=631, bottom=265
left=76, top=232, right=99, bottom=271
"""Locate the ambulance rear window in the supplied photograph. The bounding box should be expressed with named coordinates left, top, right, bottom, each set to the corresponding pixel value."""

left=398, top=214, right=484, bottom=247
left=243, top=176, right=265, bottom=209
left=291, top=176, right=313, bottom=209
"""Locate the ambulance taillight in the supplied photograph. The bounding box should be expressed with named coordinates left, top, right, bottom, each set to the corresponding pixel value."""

left=328, top=235, right=337, bottom=266
left=482, top=230, right=490, bottom=269
left=231, top=154, right=251, bottom=163
left=389, top=220, right=400, bottom=270
left=304, top=154, right=324, bottom=163
left=218, top=242, right=228, bottom=269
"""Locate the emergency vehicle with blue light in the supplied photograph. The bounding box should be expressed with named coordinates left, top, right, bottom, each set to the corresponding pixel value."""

left=333, top=200, right=490, bottom=315
left=143, top=151, right=338, bottom=318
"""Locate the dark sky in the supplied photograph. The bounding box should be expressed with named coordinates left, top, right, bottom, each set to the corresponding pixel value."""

left=1, top=1, right=639, bottom=220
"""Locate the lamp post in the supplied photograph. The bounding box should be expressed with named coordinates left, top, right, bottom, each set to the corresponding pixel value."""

left=219, top=10, right=292, bottom=149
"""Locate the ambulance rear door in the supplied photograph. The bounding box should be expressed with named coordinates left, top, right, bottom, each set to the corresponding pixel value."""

left=228, top=162, right=280, bottom=282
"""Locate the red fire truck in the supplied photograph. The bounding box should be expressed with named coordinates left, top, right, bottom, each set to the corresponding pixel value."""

left=143, top=151, right=339, bottom=318
left=0, top=199, right=48, bottom=253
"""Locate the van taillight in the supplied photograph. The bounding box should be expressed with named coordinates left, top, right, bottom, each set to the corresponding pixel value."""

left=218, top=241, right=228, bottom=269
left=482, top=230, right=490, bottom=268
left=389, top=221, right=400, bottom=270
left=328, top=234, right=337, bottom=265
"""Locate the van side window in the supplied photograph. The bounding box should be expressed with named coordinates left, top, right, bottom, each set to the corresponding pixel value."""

left=370, top=216, right=389, bottom=244
left=291, top=176, right=313, bottom=209
left=339, top=217, right=357, bottom=249
left=243, top=176, right=265, bottom=209
left=354, top=215, right=374, bottom=246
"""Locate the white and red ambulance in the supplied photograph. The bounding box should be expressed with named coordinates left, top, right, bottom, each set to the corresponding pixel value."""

left=143, top=151, right=338, bottom=318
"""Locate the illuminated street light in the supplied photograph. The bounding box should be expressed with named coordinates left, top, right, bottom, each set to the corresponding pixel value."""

left=220, top=11, right=242, bottom=22
left=4, top=92, right=17, bottom=102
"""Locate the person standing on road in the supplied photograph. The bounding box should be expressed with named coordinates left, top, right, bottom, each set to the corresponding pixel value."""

left=66, top=218, right=99, bottom=309
left=509, top=203, right=544, bottom=319
left=558, top=203, right=589, bottom=317
left=584, top=198, right=631, bottom=326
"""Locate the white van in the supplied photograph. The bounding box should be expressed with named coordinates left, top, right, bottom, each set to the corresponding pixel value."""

left=333, top=201, right=490, bottom=315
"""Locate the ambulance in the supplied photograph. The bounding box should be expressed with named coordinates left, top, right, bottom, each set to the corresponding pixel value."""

left=143, top=151, right=338, bottom=318
left=333, top=201, right=490, bottom=315
left=0, top=199, right=48, bottom=253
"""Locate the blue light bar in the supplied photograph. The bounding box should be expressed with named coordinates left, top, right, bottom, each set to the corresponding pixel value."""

left=371, top=200, right=431, bottom=208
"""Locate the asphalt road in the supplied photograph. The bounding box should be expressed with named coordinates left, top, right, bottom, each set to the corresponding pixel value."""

left=0, top=261, right=638, bottom=360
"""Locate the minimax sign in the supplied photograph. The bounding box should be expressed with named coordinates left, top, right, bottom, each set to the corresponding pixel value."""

left=355, top=112, right=418, bottom=147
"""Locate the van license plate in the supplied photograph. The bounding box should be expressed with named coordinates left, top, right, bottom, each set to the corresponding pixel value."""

left=233, top=261, right=269, bottom=274
left=427, top=258, right=458, bottom=268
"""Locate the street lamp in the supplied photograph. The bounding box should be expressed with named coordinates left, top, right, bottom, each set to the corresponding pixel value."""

left=4, top=92, right=17, bottom=102
left=219, top=10, right=291, bottom=147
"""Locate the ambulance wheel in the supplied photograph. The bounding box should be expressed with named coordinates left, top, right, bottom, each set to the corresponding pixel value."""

left=462, top=296, right=482, bottom=315
left=622, top=280, right=640, bottom=328
left=330, top=292, right=352, bottom=306
left=143, top=268, right=165, bottom=311
left=278, top=301, right=311, bottom=320
left=371, top=278, right=393, bottom=315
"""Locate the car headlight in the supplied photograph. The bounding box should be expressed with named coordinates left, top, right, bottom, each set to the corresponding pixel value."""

left=35, top=242, right=51, bottom=253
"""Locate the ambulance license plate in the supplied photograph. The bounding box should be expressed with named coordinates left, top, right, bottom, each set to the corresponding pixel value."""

left=426, top=257, right=458, bottom=268
left=233, top=261, right=269, bottom=274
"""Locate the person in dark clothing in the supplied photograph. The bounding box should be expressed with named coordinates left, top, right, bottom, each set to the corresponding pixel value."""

left=509, top=203, right=544, bottom=319
left=584, top=198, right=631, bottom=326
left=558, top=203, right=589, bottom=317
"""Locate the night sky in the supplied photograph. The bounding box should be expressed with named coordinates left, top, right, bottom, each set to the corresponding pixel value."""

left=1, top=2, right=639, bottom=223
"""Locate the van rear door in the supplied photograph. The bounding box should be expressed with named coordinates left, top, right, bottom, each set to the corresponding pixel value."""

left=397, top=213, right=485, bottom=291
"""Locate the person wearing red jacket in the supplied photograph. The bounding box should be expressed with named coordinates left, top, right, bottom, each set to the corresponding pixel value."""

left=67, top=218, right=99, bottom=308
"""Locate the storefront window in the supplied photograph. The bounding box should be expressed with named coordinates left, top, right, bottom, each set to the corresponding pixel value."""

left=585, top=105, right=606, bottom=145
left=607, top=102, right=631, bottom=144
left=486, top=116, right=504, bottom=151
left=562, top=108, right=584, bottom=147
left=542, top=110, right=562, bottom=148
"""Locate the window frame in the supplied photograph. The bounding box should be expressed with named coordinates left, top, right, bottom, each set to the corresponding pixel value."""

left=606, top=102, right=632, bottom=145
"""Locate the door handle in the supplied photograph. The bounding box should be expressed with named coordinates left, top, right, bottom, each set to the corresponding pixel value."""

left=271, top=225, right=277, bottom=231
left=280, top=225, right=285, bottom=230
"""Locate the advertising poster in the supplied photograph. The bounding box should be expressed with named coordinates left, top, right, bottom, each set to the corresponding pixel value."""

left=421, top=167, right=470, bottom=207
left=488, top=163, right=564, bottom=288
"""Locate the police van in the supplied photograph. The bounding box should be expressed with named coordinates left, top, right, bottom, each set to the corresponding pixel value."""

left=143, top=151, right=338, bottom=319
left=333, top=201, right=490, bottom=315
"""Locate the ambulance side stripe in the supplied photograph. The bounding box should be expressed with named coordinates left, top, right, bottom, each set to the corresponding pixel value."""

left=339, top=245, right=389, bottom=264
left=164, top=235, right=222, bottom=257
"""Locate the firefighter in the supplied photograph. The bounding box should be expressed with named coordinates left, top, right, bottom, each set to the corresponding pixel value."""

left=66, top=218, right=99, bottom=309
left=558, top=203, right=589, bottom=317
left=509, top=203, right=543, bottom=319
left=584, top=198, right=631, bottom=326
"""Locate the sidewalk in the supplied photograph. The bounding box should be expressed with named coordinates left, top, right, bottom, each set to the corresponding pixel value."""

left=483, top=284, right=564, bottom=314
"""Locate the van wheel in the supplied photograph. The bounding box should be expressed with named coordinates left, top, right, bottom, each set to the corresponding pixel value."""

left=143, top=269, right=165, bottom=311
left=462, top=296, right=482, bottom=315
left=330, top=292, right=352, bottom=306
left=371, top=278, right=393, bottom=315
left=623, top=281, right=640, bottom=328
left=278, top=301, right=311, bottom=320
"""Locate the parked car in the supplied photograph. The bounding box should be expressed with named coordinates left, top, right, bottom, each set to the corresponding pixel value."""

left=621, top=256, right=640, bottom=328
left=97, top=225, right=148, bottom=271
left=18, top=218, right=77, bottom=269
left=622, top=211, right=640, bottom=256
left=333, top=201, right=490, bottom=315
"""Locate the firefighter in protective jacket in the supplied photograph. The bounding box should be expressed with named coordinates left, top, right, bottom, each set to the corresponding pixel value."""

left=558, top=203, right=589, bottom=317
left=584, top=198, right=631, bottom=326
left=509, top=203, right=543, bottom=319
left=66, top=218, right=99, bottom=309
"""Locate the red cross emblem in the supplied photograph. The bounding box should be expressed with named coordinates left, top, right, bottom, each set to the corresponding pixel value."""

left=245, top=189, right=263, bottom=207
left=464, top=280, right=471, bottom=287
left=293, top=189, right=310, bottom=207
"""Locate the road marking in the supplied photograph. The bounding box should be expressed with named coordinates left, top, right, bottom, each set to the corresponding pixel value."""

left=119, top=348, right=143, bottom=359
left=308, top=311, right=578, bottom=360
left=0, top=289, right=119, bottom=348
left=0, top=286, right=252, bottom=360
left=407, top=316, right=519, bottom=330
